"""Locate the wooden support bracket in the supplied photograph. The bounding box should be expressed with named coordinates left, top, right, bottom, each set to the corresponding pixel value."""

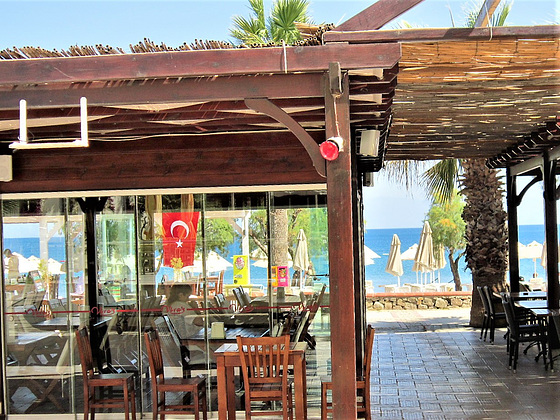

left=244, top=97, right=326, bottom=178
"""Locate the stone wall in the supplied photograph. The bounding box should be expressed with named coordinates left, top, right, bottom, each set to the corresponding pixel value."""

left=368, top=294, right=472, bottom=310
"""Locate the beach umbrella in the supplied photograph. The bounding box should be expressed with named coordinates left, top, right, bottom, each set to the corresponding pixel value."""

left=9, top=252, right=37, bottom=273
left=518, top=241, right=543, bottom=276
left=250, top=248, right=293, bottom=268
left=434, top=245, right=446, bottom=270
left=413, top=221, right=436, bottom=284
left=540, top=241, right=560, bottom=268
left=433, top=245, right=447, bottom=283
left=364, top=245, right=381, bottom=266
left=182, top=251, right=232, bottom=274
left=293, top=229, right=310, bottom=288
left=385, top=234, right=404, bottom=287
left=401, top=243, right=418, bottom=260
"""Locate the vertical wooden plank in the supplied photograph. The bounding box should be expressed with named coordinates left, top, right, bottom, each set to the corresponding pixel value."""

left=506, top=169, right=520, bottom=293
left=543, top=152, right=559, bottom=309
left=325, top=69, right=358, bottom=418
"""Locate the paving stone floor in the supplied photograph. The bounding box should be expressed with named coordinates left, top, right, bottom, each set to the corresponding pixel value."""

left=364, top=308, right=560, bottom=420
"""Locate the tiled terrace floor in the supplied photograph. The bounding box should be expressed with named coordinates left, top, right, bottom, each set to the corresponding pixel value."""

left=365, top=308, right=560, bottom=420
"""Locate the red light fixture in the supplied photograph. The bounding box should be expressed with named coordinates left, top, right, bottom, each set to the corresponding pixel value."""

left=320, top=136, right=344, bottom=161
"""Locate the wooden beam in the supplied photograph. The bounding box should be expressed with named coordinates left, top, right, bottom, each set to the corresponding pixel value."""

left=325, top=70, right=357, bottom=418
left=509, top=156, right=544, bottom=176
left=336, top=0, right=425, bottom=31
left=244, top=98, right=326, bottom=177
left=474, top=0, right=503, bottom=27
left=0, top=43, right=401, bottom=86
left=324, top=25, right=560, bottom=43
left=0, top=73, right=325, bottom=111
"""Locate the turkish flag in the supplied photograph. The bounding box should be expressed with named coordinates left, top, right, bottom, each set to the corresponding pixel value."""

left=161, top=212, right=200, bottom=268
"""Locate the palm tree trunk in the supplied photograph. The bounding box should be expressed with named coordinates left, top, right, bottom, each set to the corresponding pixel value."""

left=460, top=159, right=508, bottom=327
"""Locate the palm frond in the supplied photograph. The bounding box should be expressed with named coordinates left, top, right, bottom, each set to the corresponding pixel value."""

left=422, top=159, right=462, bottom=204
left=383, top=160, right=427, bottom=191
left=491, top=1, right=513, bottom=26
left=269, top=0, right=311, bottom=44
left=464, top=0, right=512, bottom=28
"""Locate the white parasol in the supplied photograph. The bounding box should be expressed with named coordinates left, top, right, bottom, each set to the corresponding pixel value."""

left=401, top=243, right=418, bottom=261
left=519, top=241, right=543, bottom=276
left=385, top=234, right=404, bottom=287
left=182, top=250, right=232, bottom=274
left=250, top=248, right=293, bottom=268
left=293, top=229, right=310, bottom=288
left=364, top=245, right=381, bottom=266
left=412, top=221, right=436, bottom=284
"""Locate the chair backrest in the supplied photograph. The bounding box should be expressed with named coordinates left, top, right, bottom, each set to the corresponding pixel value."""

left=152, top=316, right=185, bottom=366
left=231, top=288, right=244, bottom=309
left=477, top=286, right=490, bottom=315
left=292, top=310, right=310, bottom=343
left=483, top=285, right=499, bottom=316
left=144, top=330, right=165, bottom=381
left=236, top=334, right=290, bottom=390
left=217, top=271, right=224, bottom=294
left=75, top=327, right=95, bottom=380
left=238, top=286, right=252, bottom=307
left=362, top=325, right=375, bottom=383
left=500, top=293, right=518, bottom=335
left=214, top=293, right=232, bottom=313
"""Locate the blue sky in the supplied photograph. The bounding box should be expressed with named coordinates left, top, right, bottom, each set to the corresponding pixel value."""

left=0, top=0, right=556, bottom=228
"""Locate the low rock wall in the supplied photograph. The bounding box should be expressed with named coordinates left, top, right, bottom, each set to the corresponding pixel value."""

left=367, top=292, right=472, bottom=310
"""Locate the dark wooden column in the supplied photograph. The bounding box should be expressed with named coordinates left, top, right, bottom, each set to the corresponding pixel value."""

left=77, top=197, right=108, bottom=320
left=325, top=65, right=357, bottom=418
left=506, top=168, right=520, bottom=292
left=543, top=152, right=559, bottom=309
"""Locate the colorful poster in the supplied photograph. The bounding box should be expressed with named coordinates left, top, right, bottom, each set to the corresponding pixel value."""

left=276, top=265, right=289, bottom=287
left=161, top=212, right=200, bottom=268
left=233, top=255, right=249, bottom=285
left=271, top=266, right=278, bottom=286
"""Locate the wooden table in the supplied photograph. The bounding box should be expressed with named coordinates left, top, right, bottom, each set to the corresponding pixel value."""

left=215, top=341, right=307, bottom=420
left=35, top=315, right=82, bottom=331
left=7, top=331, right=64, bottom=365
left=516, top=300, right=550, bottom=310
left=181, top=326, right=268, bottom=345
left=252, top=294, right=302, bottom=309
left=509, top=291, right=548, bottom=300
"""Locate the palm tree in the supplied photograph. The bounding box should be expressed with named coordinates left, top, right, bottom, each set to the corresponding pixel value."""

left=230, top=0, right=312, bottom=46
left=423, top=1, right=512, bottom=326
left=229, top=0, right=314, bottom=277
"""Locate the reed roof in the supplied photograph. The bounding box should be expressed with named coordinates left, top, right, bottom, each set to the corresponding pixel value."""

left=0, top=23, right=557, bottom=173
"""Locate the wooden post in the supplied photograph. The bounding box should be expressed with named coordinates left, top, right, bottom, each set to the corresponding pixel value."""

left=506, top=168, right=520, bottom=292
left=325, top=64, right=357, bottom=418
left=543, top=152, right=559, bottom=309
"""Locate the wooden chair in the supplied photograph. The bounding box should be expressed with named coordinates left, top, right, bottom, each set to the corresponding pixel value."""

left=207, top=271, right=224, bottom=296
left=143, top=330, right=207, bottom=420
left=236, top=334, right=293, bottom=419
left=75, top=326, right=136, bottom=420
left=321, top=325, right=375, bottom=420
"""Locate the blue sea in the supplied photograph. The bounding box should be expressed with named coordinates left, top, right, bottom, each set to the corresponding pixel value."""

left=3, top=225, right=548, bottom=291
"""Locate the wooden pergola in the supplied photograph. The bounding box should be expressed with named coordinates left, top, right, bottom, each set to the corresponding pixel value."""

left=0, top=0, right=558, bottom=417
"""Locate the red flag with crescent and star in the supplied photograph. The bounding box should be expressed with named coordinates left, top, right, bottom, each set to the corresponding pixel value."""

left=162, top=212, right=200, bottom=268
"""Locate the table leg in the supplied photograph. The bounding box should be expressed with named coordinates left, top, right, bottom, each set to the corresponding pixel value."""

left=226, top=366, right=236, bottom=419
left=294, top=355, right=307, bottom=420
left=217, top=356, right=227, bottom=420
